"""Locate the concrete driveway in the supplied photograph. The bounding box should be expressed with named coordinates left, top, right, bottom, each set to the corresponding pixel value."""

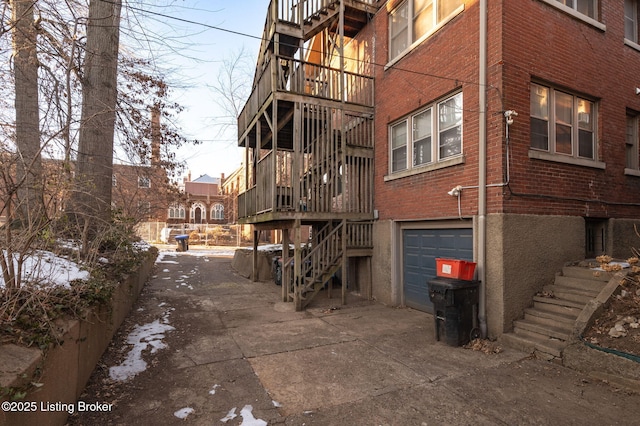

left=67, top=248, right=640, bottom=425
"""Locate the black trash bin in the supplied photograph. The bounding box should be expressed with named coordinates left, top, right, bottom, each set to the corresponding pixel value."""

left=175, top=234, right=189, bottom=252
left=428, top=277, right=480, bottom=346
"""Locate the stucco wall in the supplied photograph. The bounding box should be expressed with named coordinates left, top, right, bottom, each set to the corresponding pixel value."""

left=485, top=214, right=584, bottom=338
left=609, top=219, right=640, bottom=259
left=371, top=220, right=394, bottom=306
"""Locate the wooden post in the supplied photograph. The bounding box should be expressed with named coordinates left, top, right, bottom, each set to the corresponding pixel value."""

left=342, top=220, right=347, bottom=305
left=252, top=228, right=259, bottom=282
left=367, top=255, right=373, bottom=300
left=294, top=219, right=302, bottom=310
left=282, top=226, right=290, bottom=302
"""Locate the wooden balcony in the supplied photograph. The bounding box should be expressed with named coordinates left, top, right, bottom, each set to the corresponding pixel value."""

left=237, top=140, right=373, bottom=223
left=238, top=55, right=374, bottom=146
left=237, top=0, right=377, bottom=226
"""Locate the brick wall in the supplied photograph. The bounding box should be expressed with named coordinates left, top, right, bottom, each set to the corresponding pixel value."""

left=371, top=0, right=640, bottom=221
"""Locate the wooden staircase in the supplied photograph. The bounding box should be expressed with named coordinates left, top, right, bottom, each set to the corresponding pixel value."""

left=281, top=220, right=345, bottom=310
left=500, top=265, right=614, bottom=360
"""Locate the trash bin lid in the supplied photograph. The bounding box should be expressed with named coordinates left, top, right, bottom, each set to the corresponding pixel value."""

left=428, top=277, right=479, bottom=290
left=175, top=235, right=189, bottom=240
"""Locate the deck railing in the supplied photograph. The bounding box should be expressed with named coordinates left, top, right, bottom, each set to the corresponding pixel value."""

left=271, top=0, right=379, bottom=28
left=239, top=54, right=373, bottom=140
left=346, top=221, right=373, bottom=248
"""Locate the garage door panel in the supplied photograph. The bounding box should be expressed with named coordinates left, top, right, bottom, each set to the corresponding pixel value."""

left=403, top=228, right=473, bottom=313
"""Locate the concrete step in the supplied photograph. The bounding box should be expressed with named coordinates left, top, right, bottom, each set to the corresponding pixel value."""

left=561, top=265, right=614, bottom=282
left=500, top=330, right=566, bottom=358
left=532, top=298, right=582, bottom=317
left=554, top=275, right=608, bottom=293
left=514, top=319, right=571, bottom=341
left=542, top=285, right=597, bottom=305
left=524, top=307, right=576, bottom=329
left=532, top=295, right=584, bottom=310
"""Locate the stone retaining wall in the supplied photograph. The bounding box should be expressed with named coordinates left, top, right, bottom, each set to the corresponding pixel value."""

left=0, top=251, right=157, bottom=426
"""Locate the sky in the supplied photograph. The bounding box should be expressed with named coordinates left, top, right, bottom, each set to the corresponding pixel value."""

left=130, top=1, right=270, bottom=180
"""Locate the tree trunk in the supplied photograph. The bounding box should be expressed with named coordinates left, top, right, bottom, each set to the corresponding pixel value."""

left=11, top=0, right=44, bottom=224
left=72, top=0, right=122, bottom=234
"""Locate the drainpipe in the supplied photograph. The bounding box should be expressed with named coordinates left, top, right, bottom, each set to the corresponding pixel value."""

left=478, top=0, right=488, bottom=338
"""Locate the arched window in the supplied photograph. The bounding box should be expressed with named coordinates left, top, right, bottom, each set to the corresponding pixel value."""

left=211, top=203, right=224, bottom=220
left=168, top=204, right=186, bottom=219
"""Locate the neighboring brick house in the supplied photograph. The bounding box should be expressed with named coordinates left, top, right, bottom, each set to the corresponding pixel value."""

left=111, top=163, right=170, bottom=223
left=220, top=164, right=246, bottom=225
left=237, top=1, right=640, bottom=335
left=173, top=173, right=228, bottom=226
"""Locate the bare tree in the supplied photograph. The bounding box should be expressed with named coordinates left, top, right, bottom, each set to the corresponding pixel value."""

left=209, top=46, right=253, bottom=138
left=70, top=0, right=122, bottom=239
left=10, top=0, right=44, bottom=223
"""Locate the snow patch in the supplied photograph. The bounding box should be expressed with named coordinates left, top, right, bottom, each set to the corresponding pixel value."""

left=0, top=250, right=89, bottom=289
left=239, top=405, right=267, bottom=426
left=220, top=407, right=237, bottom=423
left=173, top=407, right=194, bottom=419
left=109, top=313, right=175, bottom=381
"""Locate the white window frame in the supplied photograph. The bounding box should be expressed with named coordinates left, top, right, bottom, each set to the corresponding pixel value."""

left=389, top=92, right=463, bottom=174
left=626, top=112, right=640, bottom=175
left=211, top=203, right=224, bottom=220
left=388, top=0, right=464, bottom=63
left=556, top=0, right=598, bottom=20
left=539, top=0, right=605, bottom=31
left=168, top=204, right=186, bottom=219
left=529, top=82, right=600, bottom=163
left=625, top=0, right=638, bottom=44
left=138, top=176, right=151, bottom=188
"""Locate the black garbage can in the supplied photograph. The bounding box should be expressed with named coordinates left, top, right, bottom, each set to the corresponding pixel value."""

left=175, top=234, right=189, bottom=252
left=273, top=257, right=283, bottom=286
left=428, top=277, right=479, bottom=346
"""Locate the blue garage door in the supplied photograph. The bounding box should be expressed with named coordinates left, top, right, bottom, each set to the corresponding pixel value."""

left=403, top=228, right=473, bottom=313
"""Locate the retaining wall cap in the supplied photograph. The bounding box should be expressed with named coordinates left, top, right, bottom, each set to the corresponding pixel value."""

left=0, top=344, right=41, bottom=388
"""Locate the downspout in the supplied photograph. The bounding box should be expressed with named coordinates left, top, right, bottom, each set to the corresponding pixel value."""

left=478, top=0, right=488, bottom=338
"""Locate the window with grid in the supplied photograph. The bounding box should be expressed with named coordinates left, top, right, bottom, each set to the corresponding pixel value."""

left=390, top=92, right=462, bottom=173
left=556, top=0, right=598, bottom=19
left=389, top=0, right=463, bottom=61
left=138, top=176, right=151, bottom=188
left=625, top=0, right=638, bottom=43
left=627, top=113, right=640, bottom=170
left=530, top=83, right=596, bottom=160
left=212, top=203, right=224, bottom=220
left=168, top=204, right=186, bottom=219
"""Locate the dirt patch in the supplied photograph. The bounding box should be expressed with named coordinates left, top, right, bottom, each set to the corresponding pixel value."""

left=583, top=275, right=640, bottom=358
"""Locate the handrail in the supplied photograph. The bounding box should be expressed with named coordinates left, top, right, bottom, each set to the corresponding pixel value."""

left=300, top=221, right=343, bottom=281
